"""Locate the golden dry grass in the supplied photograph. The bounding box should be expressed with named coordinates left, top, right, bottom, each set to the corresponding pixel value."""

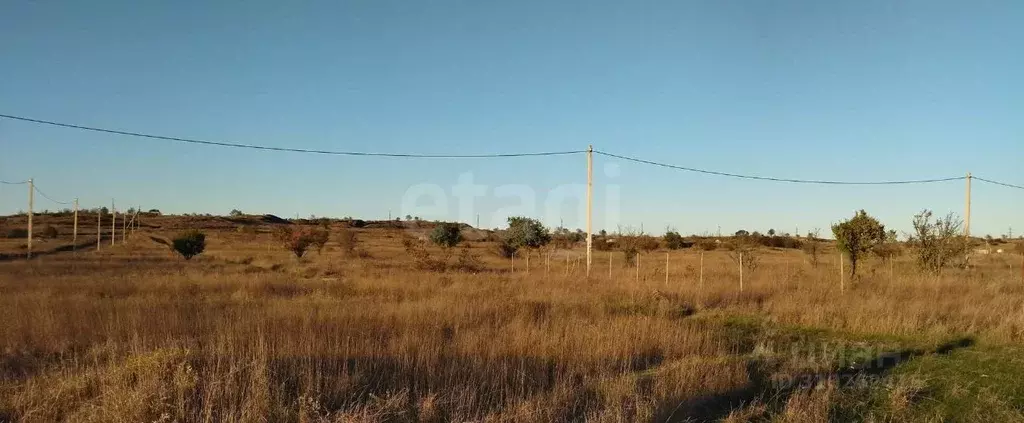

left=1, top=217, right=1022, bottom=422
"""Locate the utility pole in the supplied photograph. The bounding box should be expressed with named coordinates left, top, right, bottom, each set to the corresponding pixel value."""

left=111, top=200, right=116, bottom=246
left=586, top=144, right=593, bottom=277
left=965, top=172, right=972, bottom=238
left=27, top=179, right=34, bottom=259
left=73, top=198, right=78, bottom=250
left=97, top=207, right=102, bottom=250
left=122, top=209, right=127, bottom=244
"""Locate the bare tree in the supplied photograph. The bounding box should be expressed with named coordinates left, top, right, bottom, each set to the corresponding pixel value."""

left=909, top=210, right=970, bottom=273
left=802, top=228, right=822, bottom=268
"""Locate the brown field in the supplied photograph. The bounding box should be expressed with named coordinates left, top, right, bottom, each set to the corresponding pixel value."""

left=1, top=214, right=1023, bottom=422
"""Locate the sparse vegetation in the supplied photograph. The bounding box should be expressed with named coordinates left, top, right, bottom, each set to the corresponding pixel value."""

left=0, top=211, right=1021, bottom=422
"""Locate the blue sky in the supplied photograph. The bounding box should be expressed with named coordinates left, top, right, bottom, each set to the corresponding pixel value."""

left=1, top=0, right=1021, bottom=237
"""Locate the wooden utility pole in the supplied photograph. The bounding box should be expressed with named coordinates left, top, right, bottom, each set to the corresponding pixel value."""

left=586, top=144, right=593, bottom=277
left=965, top=172, right=972, bottom=238
left=122, top=208, right=127, bottom=244
left=111, top=200, right=116, bottom=246
left=97, top=207, right=102, bottom=250
left=27, top=179, right=33, bottom=259
left=511, top=251, right=515, bottom=273
left=609, top=252, right=612, bottom=278
left=73, top=198, right=78, bottom=251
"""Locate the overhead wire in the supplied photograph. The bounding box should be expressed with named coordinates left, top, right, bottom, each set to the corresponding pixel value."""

left=594, top=150, right=967, bottom=185
left=0, top=113, right=584, bottom=158
left=973, top=177, right=1024, bottom=191
left=1, top=112, right=1019, bottom=189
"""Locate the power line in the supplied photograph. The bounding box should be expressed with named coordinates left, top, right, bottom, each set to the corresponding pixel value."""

left=974, top=177, right=1024, bottom=191
left=33, top=185, right=72, bottom=205
left=595, top=150, right=966, bottom=185
left=1, top=180, right=29, bottom=185
left=0, top=113, right=586, bottom=158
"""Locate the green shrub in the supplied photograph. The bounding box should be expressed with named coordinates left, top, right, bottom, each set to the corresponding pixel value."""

left=429, top=222, right=463, bottom=248
left=172, top=230, right=206, bottom=260
left=663, top=231, right=687, bottom=250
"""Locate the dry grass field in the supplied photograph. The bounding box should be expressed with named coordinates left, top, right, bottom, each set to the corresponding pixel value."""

left=1, top=214, right=1023, bottom=422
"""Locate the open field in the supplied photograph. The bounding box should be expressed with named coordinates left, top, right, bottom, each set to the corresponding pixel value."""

left=2, top=215, right=1024, bottom=422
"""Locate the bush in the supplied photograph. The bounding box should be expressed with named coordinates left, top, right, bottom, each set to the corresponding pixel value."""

left=229, top=209, right=244, bottom=217
left=695, top=239, right=718, bottom=251
left=172, top=230, right=206, bottom=260
left=429, top=222, right=463, bottom=248
left=909, top=210, right=969, bottom=273
left=41, top=225, right=59, bottom=239
left=663, top=231, right=687, bottom=249
left=348, top=219, right=367, bottom=228
left=452, top=246, right=483, bottom=272
left=6, top=228, right=28, bottom=239
left=495, top=241, right=518, bottom=258
left=727, top=241, right=760, bottom=274
left=337, top=227, right=358, bottom=256
left=593, top=237, right=614, bottom=251
left=275, top=226, right=329, bottom=258
left=403, top=237, right=448, bottom=272
left=802, top=229, right=822, bottom=268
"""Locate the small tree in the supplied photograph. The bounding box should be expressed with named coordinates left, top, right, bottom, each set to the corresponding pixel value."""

left=909, top=210, right=969, bottom=273
left=172, top=230, right=206, bottom=260
left=832, top=210, right=886, bottom=280
left=728, top=239, right=760, bottom=274
left=768, top=228, right=776, bottom=237
left=430, top=222, right=463, bottom=248
left=228, top=209, right=244, bottom=217
left=735, top=230, right=749, bottom=237
left=802, top=229, right=822, bottom=268
left=275, top=226, right=326, bottom=258
left=309, top=227, right=330, bottom=254
left=337, top=227, right=358, bottom=256
left=504, top=217, right=550, bottom=250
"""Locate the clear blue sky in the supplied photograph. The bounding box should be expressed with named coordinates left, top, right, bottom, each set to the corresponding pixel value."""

left=1, top=0, right=1021, bottom=237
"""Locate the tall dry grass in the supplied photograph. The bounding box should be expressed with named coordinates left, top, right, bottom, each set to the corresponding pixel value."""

left=0, top=227, right=1021, bottom=422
